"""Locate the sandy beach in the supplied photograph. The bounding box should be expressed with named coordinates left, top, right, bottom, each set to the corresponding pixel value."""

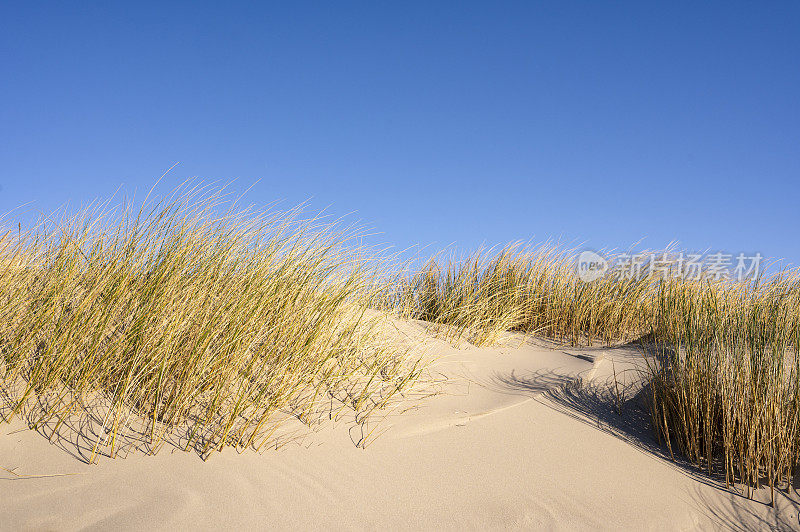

left=3, top=318, right=797, bottom=531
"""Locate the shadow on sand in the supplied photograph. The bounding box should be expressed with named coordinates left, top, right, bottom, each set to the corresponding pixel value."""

left=488, top=344, right=800, bottom=529
left=0, top=382, right=350, bottom=465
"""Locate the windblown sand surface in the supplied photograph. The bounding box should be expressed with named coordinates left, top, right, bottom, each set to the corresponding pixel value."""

left=2, top=319, right=798, bottom=530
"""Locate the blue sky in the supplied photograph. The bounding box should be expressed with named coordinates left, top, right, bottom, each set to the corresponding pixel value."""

left=2, top=2, right=798, bottom=266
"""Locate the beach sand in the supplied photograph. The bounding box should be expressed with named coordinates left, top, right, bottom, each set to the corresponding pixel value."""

left=1, top=319, right=798, bottom=530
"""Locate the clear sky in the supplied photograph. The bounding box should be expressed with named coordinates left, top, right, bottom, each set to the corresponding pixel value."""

left=2, top=2, right=798, bottom=266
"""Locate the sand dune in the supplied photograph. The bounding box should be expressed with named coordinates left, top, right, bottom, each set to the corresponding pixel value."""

left=2, top=320, right=798, bottom=530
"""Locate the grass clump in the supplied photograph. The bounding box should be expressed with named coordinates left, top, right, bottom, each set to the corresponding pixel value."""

left=395, top=244, right=800, bottom=497
left=391, top=244, right=653, bottom=346
left=649, top=274, right=800, bottom=501
left=0, top=184, right=421, bottom=460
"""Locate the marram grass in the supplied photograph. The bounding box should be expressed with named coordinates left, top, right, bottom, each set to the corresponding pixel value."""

left=393, top=244, right=800, bottom=498
left=0, top=185, right=422, bottom=461
left=388, top=244, right=654, bottom=347
left=2, top=186, right=799, bottom=499
left=648, top=274, right=800, bottom=502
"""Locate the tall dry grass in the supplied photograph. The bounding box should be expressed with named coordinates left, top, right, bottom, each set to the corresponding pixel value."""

left=0, top=184, right=421, bottom=460
left=649, top=274, right=800, bottom=502
left=390, top=244, right=653, bottom=346
left=394, top=244, right=800, bottom=497
left=2, top=183, right=798, bottom=496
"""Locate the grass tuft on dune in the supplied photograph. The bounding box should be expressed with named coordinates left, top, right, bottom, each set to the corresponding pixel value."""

left=394, top=245, right=800, bottom=498
left=0, top=184, right=421, bottom=460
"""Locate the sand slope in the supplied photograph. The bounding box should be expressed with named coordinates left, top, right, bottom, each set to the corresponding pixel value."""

left=2, top=320, right=799, bottom=530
